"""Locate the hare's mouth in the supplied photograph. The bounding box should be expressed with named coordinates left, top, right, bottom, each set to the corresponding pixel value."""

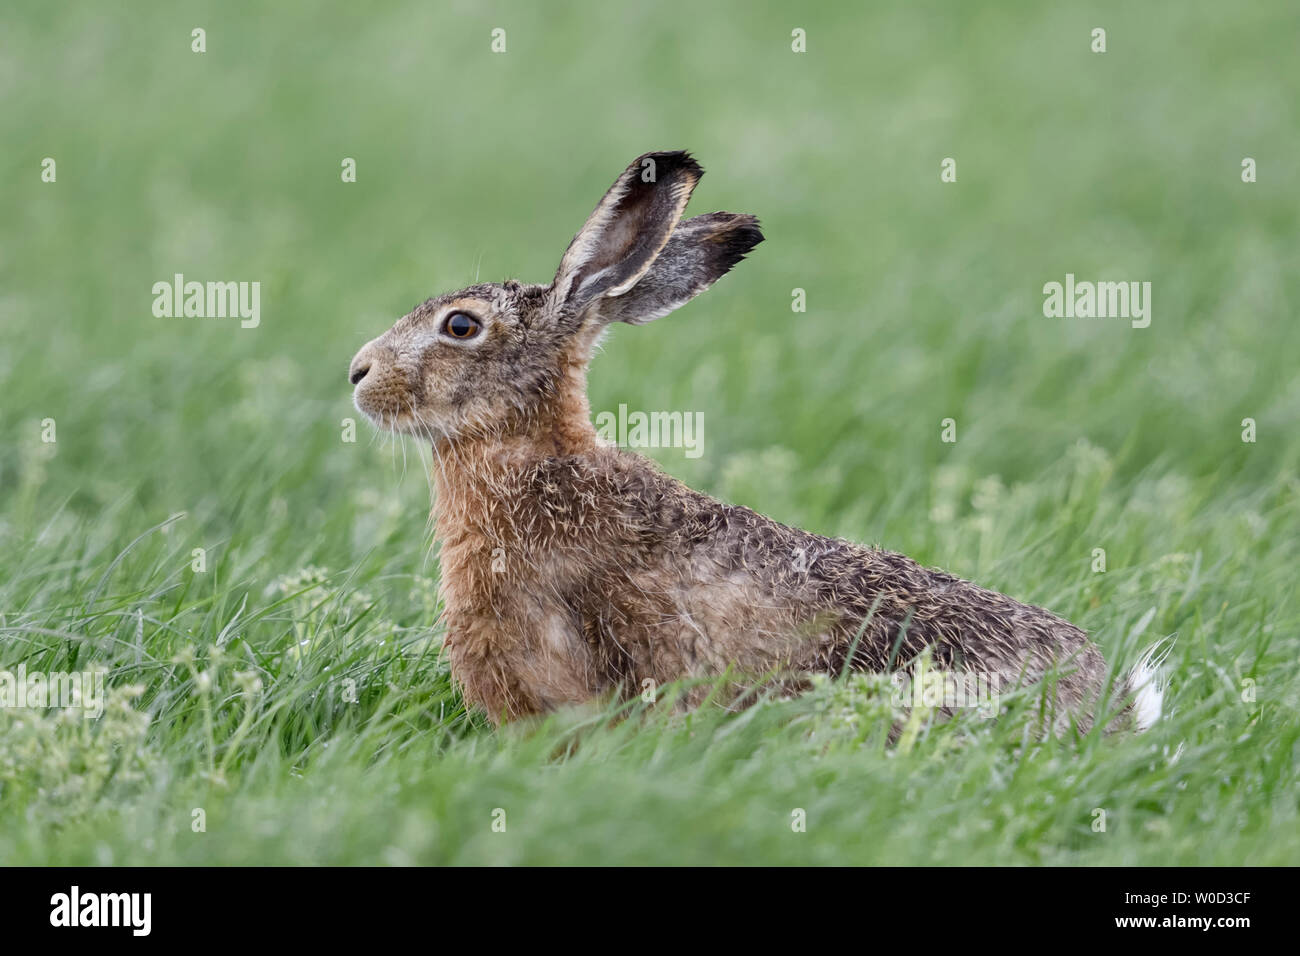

left=353, top=386, right=422, bottom=433
left=354, top=398, right=440, bottom=440
left=356, top=397, right=452, bottom=446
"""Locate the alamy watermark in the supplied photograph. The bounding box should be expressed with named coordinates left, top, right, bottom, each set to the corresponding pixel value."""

left=891, top=669, right=1001, bottom=718
left=152, top=273, right=260, bottom=328
left=595, top=403, right=704, bottom=458
left=0, top=664, right=105, bottom=718
left=1042, top=273, right=1151, bottom=328
left=50, top=886, right=151, bottom=936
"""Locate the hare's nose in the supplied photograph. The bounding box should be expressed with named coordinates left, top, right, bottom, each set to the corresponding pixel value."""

left=348, top=346, right=375, bottom=386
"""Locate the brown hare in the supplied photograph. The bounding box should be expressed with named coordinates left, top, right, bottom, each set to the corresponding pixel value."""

left=349, top=150, right=1165, bottom=731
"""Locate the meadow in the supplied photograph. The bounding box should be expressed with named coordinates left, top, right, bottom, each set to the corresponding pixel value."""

left=1, top=0, right=1297, bottom=864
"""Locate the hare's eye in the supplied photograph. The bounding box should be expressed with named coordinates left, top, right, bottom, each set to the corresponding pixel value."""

left=442, top=312, right=481, bottom=340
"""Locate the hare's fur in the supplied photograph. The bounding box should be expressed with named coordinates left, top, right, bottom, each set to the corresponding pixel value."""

left=350, top=151, right=1162, bottom=729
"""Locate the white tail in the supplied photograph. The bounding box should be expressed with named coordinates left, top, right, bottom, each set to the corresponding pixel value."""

left=1125, top=638, right=1174, bottom=732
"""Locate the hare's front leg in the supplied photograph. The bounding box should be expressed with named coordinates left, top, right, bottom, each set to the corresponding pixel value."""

left=443, top=603, right=602, bottom=724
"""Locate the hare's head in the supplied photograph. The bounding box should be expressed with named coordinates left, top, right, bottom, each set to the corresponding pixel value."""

left=349, top=151, right=762, bottom=444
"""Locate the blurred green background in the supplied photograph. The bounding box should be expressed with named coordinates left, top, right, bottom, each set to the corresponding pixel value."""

left=1, top=0, right=1297, bottom=865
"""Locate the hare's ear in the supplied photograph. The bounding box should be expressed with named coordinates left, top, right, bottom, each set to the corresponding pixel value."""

left=599, top=212, right=763, bottom=325
left=551, top=151, right=702, bottom=312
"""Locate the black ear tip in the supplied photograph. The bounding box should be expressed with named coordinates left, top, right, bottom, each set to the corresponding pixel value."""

left=715, top=213, right=764, bottom=257
left=724, top=223, right=764, bottom=264
left=634, top=149, right=704, bottom=181
left=735, top=215, right=764, bottom=250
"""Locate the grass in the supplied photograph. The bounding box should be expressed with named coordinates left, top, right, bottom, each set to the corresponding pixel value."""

left=1, top=0, right=1297, bottom=865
